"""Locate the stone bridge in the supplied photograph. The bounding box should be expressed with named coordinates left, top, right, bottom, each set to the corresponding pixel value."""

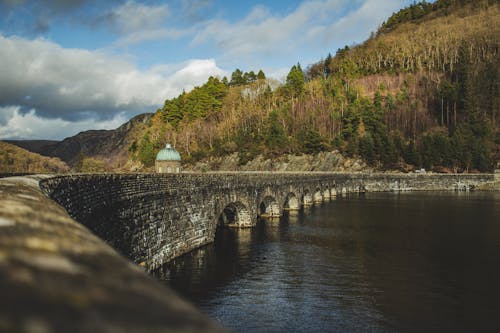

left=39, top=172, right=496, bottom=271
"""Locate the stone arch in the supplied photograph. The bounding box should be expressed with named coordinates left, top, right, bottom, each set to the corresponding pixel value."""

left=302, top=189, right=313, bottom=206
left=313, top=188, right=323, bottom=203
left=322, top=186, right=331, bottom=201
left=283, top=192, right=300, bottom=211
left=330, top=183, right=338, bottom=197
left=217, top=201, right=253, bottom=228
left=259, top=196, right=281, bottom=218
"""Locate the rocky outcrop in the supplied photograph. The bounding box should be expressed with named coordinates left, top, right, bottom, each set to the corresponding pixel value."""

left=188, top=150, right=370, bottom=172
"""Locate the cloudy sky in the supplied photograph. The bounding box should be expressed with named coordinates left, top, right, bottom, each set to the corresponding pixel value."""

left=0, top=0, right=415, bottom=140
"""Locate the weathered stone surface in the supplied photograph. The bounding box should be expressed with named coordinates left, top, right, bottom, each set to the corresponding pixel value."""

left=40, top=172, right=496, bottom=271
left=0, top=175, right=226, bottom=333
left=187, top=151, right=369, bottom=172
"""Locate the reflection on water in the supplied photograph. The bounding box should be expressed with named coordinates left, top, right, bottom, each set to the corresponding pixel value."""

left=153, top=192, right=500, bottom=333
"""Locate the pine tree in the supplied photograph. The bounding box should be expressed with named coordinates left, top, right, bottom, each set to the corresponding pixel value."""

left=286, top=63, right=305, bottom=97
left=257, top=69, right=266, bottom=80
left=324, top=53, right=332, bottom=77
left=230, top=69, right=245, bottom=86
left=138, top=133, right=156, bottom=167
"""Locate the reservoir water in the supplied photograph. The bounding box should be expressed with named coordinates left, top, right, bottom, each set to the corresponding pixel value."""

left=153, top=192, right=500, bottom=332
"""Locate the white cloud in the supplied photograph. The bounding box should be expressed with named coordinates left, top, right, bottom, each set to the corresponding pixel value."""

left=192, top=0, right=351, bottom=58
left=192, top=0, right=407, bottom=63
left=267, top=67, right=290, bottom=82
left=311, top=0, right=406, bottom=45
left=181, top=0, right=213, bottom=21
left=0, top=106, right=129, bottom=140
left=109, top=1, right=170, bottom=34
left=0, top=105, right=16, bottom=125
left=112, top=27, right=193, bottom=48
left=0, top=35, right=226, bottom=139
left=100, top=1, right=193, bottom=46
left=0, top=34, right=225, bottom=119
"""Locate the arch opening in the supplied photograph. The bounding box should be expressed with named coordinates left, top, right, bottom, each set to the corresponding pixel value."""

left=313, top=188, right=323, bottom=203
left=331, top=185, right=338, bottom=197
left=323, top=187, right=331, bottom=201
left=302, top=190, right=313, bottom=206
left=259, top=196, right=281, bottom=218
left=217, top=202, right=253, bottom=228
left=283, top=193, right=300, bottom=211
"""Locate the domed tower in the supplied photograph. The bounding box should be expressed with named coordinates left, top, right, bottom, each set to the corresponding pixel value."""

left=155, top=143, right=181, bottom=173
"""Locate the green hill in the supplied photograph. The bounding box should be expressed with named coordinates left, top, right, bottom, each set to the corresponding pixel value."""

left=0, top=141, right=70, bottom=174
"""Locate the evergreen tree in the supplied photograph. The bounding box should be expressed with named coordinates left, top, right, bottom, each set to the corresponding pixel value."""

left=324, top=53, right=332, bottom=77
left=286, top=63, right=305, bottom=97
left=244, top=71, right=257, bottom=83
left=403, top=140, right=420, bottom=167
left=298, top=128, right=325, bottom=154
left=265, top=110, right=288, bottom=153
left=359, top=133, right=376, bottom=165
left=138, top=133, right=156, bottom=167
left=230, top=69, right=245, bottom=86
left=257, top=69, right=266, bottom=80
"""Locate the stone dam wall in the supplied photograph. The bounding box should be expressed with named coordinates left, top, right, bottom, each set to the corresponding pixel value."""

left=1, top=172, right=496, bottom=331
left=40, top=172, right=496, bottom=271
left=0, top=175, right=226, bottom=333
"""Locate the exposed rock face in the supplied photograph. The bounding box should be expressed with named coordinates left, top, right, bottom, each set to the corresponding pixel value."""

left=188, top=151, right=370, bottom=172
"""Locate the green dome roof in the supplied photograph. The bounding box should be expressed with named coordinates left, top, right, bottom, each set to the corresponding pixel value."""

left=156, top=143, right=181, bottom=161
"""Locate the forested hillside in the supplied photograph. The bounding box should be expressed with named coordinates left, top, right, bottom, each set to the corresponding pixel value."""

left=130, top=0, right=498, bottom=172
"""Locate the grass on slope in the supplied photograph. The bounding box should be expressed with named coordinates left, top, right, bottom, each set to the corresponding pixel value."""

left=0, top=141, right=70, bottom=174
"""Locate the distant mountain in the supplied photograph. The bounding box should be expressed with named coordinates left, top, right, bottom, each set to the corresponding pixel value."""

left=0, top=141, right=69, bottom=174
left=4, top=140, right=60, bottom=156
left=8, top=113, right=153, bottom=170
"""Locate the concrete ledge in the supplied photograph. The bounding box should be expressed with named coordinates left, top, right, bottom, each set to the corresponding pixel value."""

left=0, top=175, right=226, bottom=333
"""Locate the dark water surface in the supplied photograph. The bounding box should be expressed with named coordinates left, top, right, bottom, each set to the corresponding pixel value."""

left=153, top=192, right=500, bottom=332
